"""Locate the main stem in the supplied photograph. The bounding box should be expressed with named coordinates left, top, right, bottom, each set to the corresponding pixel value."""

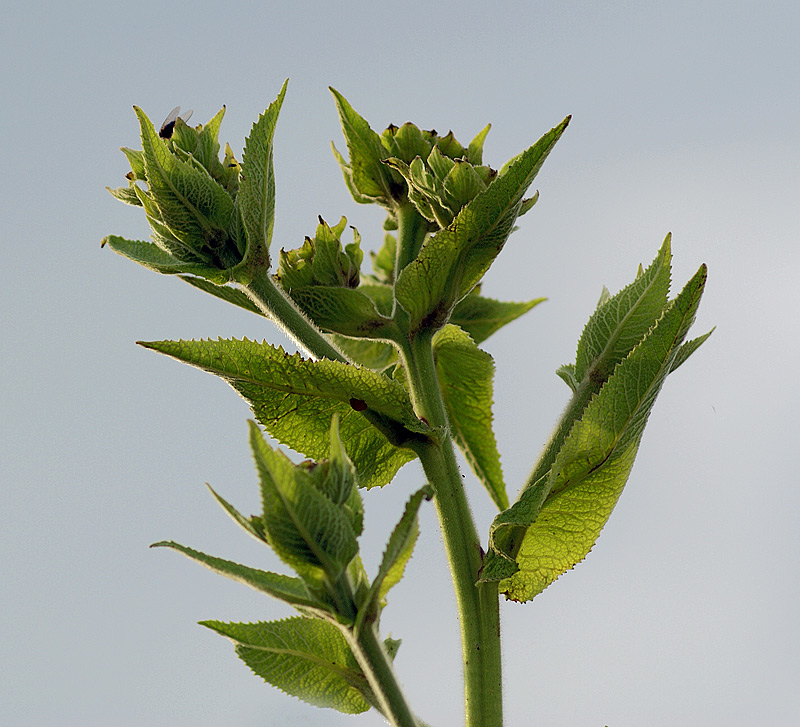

left=402, top=330, right=503, bottom=727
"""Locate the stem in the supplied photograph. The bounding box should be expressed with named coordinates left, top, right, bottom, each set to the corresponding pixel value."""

left=330, top=574, right=420, bottom=727
left=242, top=270, right=352, bottom=363
left=394, top=202, right=430, bottom=277
left=402, top=330, right=503, bottom=727
left=347, top=622, right=421, bottom=727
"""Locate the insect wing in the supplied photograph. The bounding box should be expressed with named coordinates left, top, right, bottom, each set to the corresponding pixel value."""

left=159, top=106, right=194, bottom=139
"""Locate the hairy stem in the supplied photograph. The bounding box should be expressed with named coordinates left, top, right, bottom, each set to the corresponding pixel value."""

left=242, top=270, right=353, bottom=363
left=402, top=329, right=503, bottom=727
left=394, top=202, right=430, bottom=277
left=347, top=621, right=421, bottom=727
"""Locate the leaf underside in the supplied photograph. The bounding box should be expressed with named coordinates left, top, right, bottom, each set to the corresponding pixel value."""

left=139, top=337, right=419, bottom=488
left=202, top=618, right=373, bottom=714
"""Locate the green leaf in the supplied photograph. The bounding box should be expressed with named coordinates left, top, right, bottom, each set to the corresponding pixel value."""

left=330, top=88, right=396, bottom=203
left=101, top=236, right=230, bottom=283
left=249, top=422, right=359, bottom=586
left=466, top=123, right=491, bottom=165
left=151, top=541, right=326, bottom=612
left=450, top=288, right=545, bottom=344
left=138, top=337, right=419, bottom=488
left=134, top=106, right=236, bottom=267
left=394, top=117, right=569, bottom=332
left=485, top=265, right=708, bottom=601
left=356, top=486, right=431, bottom=630
left=106, top=183, right=143, bottom=206
left=573, top=234, right=672, bottom=386
left=370, top=232, right=397, bottom=283
left=179, top=275, right=264, bottom=313
left=237, top=81, right=287, bottom=270
left=206, top=483, right=266, bottom=542
left=554, top=363, right=579, bottom=393
left=669, top=327, right=715, bottom=373
left=434, top=326, right=508, bottom=509
left=287, top=286, right=395, bottom=338
left=202, top=618, right=373, bottom=714
left=329, top=335, right=398, bottom=371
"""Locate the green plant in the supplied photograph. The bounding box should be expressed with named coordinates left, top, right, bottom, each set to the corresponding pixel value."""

left=103, top=81, right=711, bottom=727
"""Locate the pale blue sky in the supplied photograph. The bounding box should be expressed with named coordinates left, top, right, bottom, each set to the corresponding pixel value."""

left=2, top=1, right=798, bottom=725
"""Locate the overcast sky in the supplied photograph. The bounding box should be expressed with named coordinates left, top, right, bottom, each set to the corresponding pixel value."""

left=2, top=1, right=798, bottom=725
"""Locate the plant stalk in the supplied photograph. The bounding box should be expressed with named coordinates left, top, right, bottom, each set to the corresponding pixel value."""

left=402, top=329, right=503, bottom=727
left=346, top=621, right=421, bottom=727
left=242, top=270, right=353, bottom=363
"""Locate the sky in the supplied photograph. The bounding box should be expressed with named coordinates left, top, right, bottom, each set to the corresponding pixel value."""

left=2, top=1, right=799, bottom=725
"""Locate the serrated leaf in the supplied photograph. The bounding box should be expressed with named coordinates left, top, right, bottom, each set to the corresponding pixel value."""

left=101, top=236, right=230, bottom=283
left=238, top=81, right=287, bottom=265
left=574, top=235, right=672, bottom=385
left=152, top=541, right=326, bottom=611
left=434, top=325, right=507, bottom=509
left=202, top=618, right=373, bottom=714
left=394, top=117, right=569, bottom=331
left=249, top=422, right=359, bottom=586
left=356, top=486, right=431, bottom=631
left=330, top=88, right=395, bottom=202
left=486, top=266, right=708, bottom=601
left=450, top=289, right=545, bottom=344
left=138, top=337, right=418, bottom=488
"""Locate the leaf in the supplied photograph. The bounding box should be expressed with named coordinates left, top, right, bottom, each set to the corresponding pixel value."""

left=574, top=235, right=672, bottom=385
left=356, top=486, right=432, bottom=630
left=394, top=117, right=569, bottom=332
left=206, top=483, right=266, bottom=542
left=101, top=236, right=230, bottom=283
left=669, top=327, right=715, bottom=373
left=485, top=266, right=708, bottom=601
left=450, top=289, right=545, bottom=344
left=202, top=618, right=373, bottom=714
left=249, top=422, right=359, bottom=586
left=151, top=541, right=326, bottom=612
left=138, top=337, right=419, bottom=488
left=237, top=81, right=287, bottom=267
left=466, top=123, right=491, bottom=165
left=554, top=363, right=579, bottom=393
left=287, top=286, right=395, bottom=338
left=329, top=335, right=398, bottom=371
left=329, top=88, right=396, bottom=203
left=434, top=326, right=507, bottom=510
left=179, top=275, right=264, bottom=313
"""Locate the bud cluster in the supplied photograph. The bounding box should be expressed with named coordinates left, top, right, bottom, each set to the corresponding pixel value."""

left=107, top=107, right=249, bottom=273
left=277, top=216, right=363, bottom=290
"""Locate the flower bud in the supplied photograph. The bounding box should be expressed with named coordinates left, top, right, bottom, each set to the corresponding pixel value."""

left=277, top=216, right=363, bottom=290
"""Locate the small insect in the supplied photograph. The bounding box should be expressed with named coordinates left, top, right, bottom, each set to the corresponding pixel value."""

left=159, top=106, right=193, bottom=139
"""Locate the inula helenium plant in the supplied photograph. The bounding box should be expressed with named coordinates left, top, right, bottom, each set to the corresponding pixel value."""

left=103, top=80, right=711, bottom=727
